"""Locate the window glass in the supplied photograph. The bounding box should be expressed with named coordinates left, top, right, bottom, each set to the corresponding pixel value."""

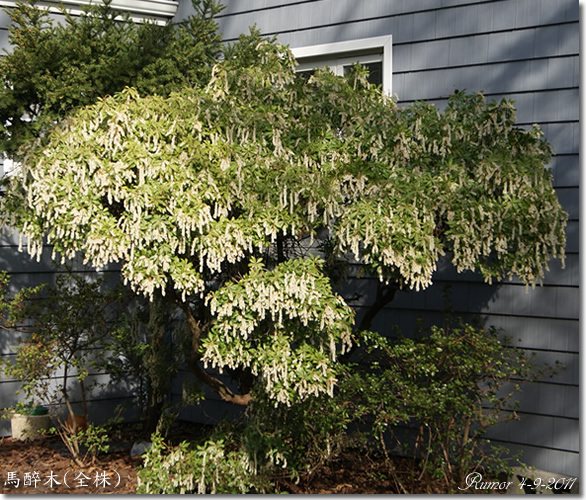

left=296, top=69, right=316, bottom=83
left=343, top=61, right=383, bottom=87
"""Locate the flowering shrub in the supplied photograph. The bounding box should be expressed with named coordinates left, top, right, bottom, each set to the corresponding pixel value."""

left=1, top=31, right=566, bottom=408
left=137, top=432, right=266, bottom=494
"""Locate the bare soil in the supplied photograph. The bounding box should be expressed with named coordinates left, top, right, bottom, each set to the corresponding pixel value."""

left=0, top=435, right=138, bottom=494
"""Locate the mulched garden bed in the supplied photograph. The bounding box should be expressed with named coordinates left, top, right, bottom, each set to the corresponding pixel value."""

left=0, top=421, right=497, bottom=494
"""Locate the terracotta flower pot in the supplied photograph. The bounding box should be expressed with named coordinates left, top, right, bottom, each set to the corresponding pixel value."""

left=65, top=413, right=88, bottom=433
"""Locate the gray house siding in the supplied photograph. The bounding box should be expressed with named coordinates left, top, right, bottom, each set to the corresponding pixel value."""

left=0, top=0, right=578, bottom=480
left=173, top=0, right=579, bottom=477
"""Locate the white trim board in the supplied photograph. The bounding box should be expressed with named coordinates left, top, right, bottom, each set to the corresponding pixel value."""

left=0, top=0, right=178, bottom=24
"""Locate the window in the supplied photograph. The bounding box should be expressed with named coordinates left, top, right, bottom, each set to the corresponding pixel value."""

left=291, top=35, right=392, bottom=95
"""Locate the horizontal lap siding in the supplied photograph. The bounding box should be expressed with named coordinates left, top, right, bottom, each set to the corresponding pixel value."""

left=204, top=0, right=576, bottom=44
left=0, top=231, right=122, bottom=286
left=172, top=0, right=579, bottom=477
left=0, top=226, right=127, bottom=434
left=0, top=363, right=141, bottom=437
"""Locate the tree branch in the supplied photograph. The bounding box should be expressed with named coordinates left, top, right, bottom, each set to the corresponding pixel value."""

left=188, top=357, right=252, bottom=406
left=178, top=299, right=252, bottom=406
left=339, top=281, right=399, bottom=363
left=358, top=281, right=399, bottom=333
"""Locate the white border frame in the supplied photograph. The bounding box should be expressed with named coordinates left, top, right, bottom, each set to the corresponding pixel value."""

left=291, top=35, right=392, bottom=96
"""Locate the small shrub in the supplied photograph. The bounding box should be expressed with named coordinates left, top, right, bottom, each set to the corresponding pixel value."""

left=0, top=269, right=129, bottom=466
left=75, top=424, right=111, bottom=465
left=137, top=431, right=269, bottom=494
left=343, top=320, right=554, bottom=488
left=241, top=391, right=353, bottom=481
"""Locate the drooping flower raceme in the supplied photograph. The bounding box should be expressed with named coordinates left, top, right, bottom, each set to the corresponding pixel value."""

left=1, top=35, right=567, bottom=405
left=204, top=257, right=353, bottom=405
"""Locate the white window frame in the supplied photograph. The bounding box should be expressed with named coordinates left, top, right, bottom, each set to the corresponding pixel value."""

left=291, top=35, right=392, bottom=96
left=1, top=156, right=17, bottom=178
left=0, top=0, right=178, bottom=24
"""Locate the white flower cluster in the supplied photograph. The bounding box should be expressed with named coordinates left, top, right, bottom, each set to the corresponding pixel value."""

left=10, top=90, right=250, bottom=300
left=196, top=218, right=257, bottom=275
left=3, top=76, right=566, bottom=326
left=202, top=259, right=353, bottom=405
left=337, top=198, right=442, bottom=291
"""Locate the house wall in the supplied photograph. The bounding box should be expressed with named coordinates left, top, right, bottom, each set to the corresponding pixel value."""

left=0, top=0, right=578, bottom=479
left=174, top=0, right=580, bottom=477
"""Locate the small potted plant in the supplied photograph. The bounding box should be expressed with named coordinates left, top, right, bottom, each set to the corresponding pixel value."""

left=0, top=270, right=128, bottom=465
left=9, top=403, right=51, bottom=440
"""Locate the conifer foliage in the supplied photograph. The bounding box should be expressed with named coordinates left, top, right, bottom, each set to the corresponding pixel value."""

left=0, top=0, right=222, bottom=158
